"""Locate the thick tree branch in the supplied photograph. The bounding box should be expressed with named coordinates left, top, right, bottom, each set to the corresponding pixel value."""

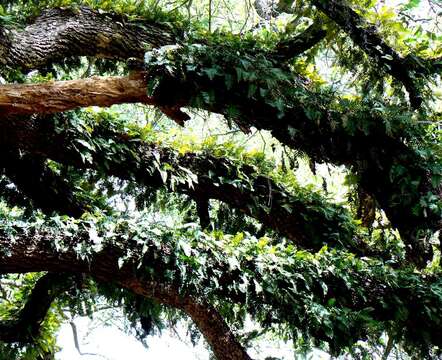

left=0, top=273, right=74, bottom=343
left=0, top=7, right=174, bottom=72
left=0, top=73, right=150, bottom=115
left=0, top=113, right=369, bottom=256
left=144, top=66, right=439, bottom=266
left=133, top=284, right=252, bottom=360
left=0, top=233, right=252, bottom=360
left=0, top=72, right=188, bottom=125
left=0, top=227, right=441, bottom=354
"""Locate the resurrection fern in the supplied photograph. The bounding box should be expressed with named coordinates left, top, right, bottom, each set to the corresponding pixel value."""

left=0, top=1, right=441, bottom=359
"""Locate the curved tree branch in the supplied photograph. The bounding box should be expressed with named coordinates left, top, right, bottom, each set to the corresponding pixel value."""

left=0, top=113, right=369, bottom=256
left=0, top=273, right=75, bottom=343
left=0, top=226, right=441, bottom=354
left=0, top=232, right=252, bottom=360
left=130, top=282, right=252, bottom=360
left=275, top=20, right=327, bottom=60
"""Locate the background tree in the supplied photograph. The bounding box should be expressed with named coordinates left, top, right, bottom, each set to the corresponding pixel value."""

left=0, top=0, right=441, bottom=359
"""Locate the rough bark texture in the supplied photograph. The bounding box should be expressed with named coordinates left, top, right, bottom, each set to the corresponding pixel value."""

left=0, top=7, right=174, bottom=71
left=0, top=234, right=252, bottom=360
left=130, top=282, right=253, bottom=360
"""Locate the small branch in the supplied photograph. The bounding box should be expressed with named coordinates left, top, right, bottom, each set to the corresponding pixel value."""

left=275, top=20, right=327, bottom=60
left=195, top=195, right=211, bottom=229
left=208, top=0, right=213, bottom=32
left=382, top=334, right=394, bottom=360
left=70, top=321, right=109, bottom=359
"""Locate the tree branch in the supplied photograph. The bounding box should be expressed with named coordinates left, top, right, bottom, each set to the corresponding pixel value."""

left=0, top=6, right=174, bottom=72
left=0, top=225, right=441, bottom=354
left=0, top=273, right=74, bottom=343
left=275, top=20, right=327, bottom=60
left=69, top=321, right=110, bottom=359
left=311, top=0, right=441, bottom=108
left=142, top=60, right=439, bottom=266
left=0, top=113, right=374, bottom=257
left=0, top=73, right=151, bottom=115
left=0, top=72, right=188, bottom=125
left=0, top=232, right=252, bottom=360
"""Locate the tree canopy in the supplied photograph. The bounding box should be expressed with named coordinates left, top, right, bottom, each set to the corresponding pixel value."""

left=0, top=0, right=441, bottom=359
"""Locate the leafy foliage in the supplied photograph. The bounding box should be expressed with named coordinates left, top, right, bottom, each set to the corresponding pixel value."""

left=0, top=0, right=441, bottom=359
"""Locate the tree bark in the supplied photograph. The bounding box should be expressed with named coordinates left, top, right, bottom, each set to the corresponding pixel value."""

left=0, top=233, right=252, bottom=360
left=1, top=228, right=441, bottom=353
left=0, top=7, right=174, bottom=71
left=0, top=70, right=437, bottom=263
left=0, top=73, right=150, bottom=115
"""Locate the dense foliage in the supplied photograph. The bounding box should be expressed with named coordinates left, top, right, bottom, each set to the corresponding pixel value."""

left=0, top=0, right=441, bottom=359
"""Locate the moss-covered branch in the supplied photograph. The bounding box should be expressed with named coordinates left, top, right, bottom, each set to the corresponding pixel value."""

left=0, top=113, right=372, bottom=256
left=0, top=218, right=441, bottom=356
left=143, top=43, right=441, bottom=265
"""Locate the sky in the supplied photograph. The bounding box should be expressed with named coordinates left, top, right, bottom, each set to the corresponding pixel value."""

left=56, top=316, right=210, bottom=360
left=54, top=313, right=329, bottom=360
